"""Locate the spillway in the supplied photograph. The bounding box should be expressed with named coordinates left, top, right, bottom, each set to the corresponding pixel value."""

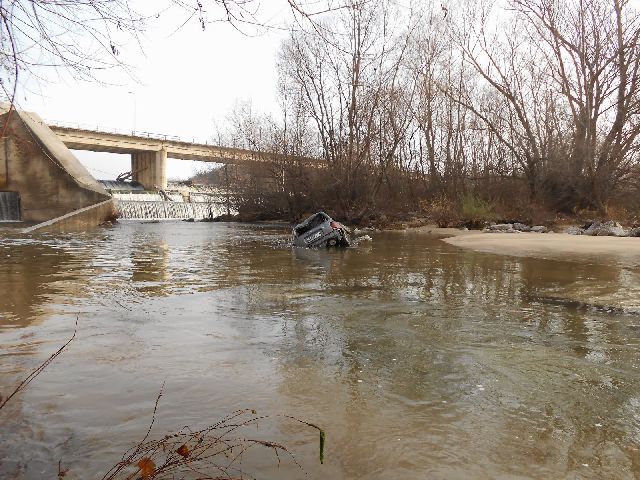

left=0, top=192, right=21, bottom=222
left=115, top=200, right=229, bottom=220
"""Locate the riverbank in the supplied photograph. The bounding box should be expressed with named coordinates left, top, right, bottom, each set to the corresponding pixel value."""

left=438, top=231, right=640, bottom=269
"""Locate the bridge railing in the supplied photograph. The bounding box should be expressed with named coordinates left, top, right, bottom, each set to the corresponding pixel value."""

left=45, top=120, right=213, bottom=145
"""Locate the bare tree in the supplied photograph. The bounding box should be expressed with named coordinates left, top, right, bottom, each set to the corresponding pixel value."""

left=447, top=1, right=565, bottom=202
left=512, top=0, right=640, bottom=211
left=411, top=5, right=476, bottom=199
left=0, top=1, right=145, bottom=101
left=0, top=1, right=347, bottom=105
left=278, top=0, right=419, bottom=219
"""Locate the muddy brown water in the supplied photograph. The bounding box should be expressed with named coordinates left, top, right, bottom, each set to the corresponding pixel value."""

left=0, top=222, right=639, bottom=479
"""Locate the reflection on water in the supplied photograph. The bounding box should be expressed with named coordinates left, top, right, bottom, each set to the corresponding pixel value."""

left=0, top=223, right=639, bottom=479
left=131, top=242, right=171, bottom=295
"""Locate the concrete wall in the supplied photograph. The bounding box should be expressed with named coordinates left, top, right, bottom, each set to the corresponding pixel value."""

left=23, top=199, right=116, bottom=234
left=0, top=109, right=111, bottom=224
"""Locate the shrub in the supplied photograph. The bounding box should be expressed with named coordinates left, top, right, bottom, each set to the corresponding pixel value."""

left=461, top=195, right=494, bottom=228
left=422, top=195, right=459, bottom=227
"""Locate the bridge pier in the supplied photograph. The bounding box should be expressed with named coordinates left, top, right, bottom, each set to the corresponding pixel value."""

left=131, top=148, right=167, bottom=190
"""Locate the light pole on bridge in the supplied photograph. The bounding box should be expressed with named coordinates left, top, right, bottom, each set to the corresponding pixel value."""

left=127, top=91, right=137, bottom=134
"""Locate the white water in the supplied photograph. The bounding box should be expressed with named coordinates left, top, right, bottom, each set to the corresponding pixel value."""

left=111, top=192, right=163, bottom=202
left=112, top=188, right=237, bottom=220
left=167, top=194, right=184, bottom=202
left=0, top=192, right=20, bottom=222
left=116, top=200, right=232, bottom=220
left=190, top=193, right=222, bottom=203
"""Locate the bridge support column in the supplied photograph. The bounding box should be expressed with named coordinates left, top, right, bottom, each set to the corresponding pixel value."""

left=131, top=148, right=167, bottom=190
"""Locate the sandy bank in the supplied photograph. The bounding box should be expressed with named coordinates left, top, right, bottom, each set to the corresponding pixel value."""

left=443, top=232, right=640, bottom=268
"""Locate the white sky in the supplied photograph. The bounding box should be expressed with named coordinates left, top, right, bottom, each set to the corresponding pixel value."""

left=18, top=1, right=292, bottom=181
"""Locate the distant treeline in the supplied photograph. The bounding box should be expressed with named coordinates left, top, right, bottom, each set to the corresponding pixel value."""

left=194, top=0, right=640, bottom=226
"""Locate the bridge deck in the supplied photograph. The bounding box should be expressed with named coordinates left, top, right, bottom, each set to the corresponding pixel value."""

left=49, top=125, right=270, bottom=163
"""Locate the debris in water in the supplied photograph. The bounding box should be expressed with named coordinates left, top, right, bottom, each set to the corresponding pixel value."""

left=355, top=235, right=373, bottom=244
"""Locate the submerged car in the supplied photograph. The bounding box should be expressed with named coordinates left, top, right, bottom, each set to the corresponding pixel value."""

left=292, top=212, right=351, bottom=248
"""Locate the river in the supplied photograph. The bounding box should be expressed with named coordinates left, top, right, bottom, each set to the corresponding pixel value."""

left=0, top=222, right=638, bottom=479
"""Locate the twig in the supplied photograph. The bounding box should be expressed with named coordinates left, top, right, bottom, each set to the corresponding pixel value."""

left=101, top=382, right=166, bottom=480
left=100, top=407, right=323, bottom=479
left=0, top=318, right=77, bottom=411
left=282, top=415, right=325, bottom=464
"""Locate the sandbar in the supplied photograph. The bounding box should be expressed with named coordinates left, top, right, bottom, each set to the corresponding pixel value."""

left=443, top=232, right=640, bottom=269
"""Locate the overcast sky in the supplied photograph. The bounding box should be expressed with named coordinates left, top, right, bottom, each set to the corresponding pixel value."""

left=18, top=1, right=293, bottom=181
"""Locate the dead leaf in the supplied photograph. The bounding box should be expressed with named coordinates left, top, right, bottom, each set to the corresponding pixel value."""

left=137, top=457, right=156, bottom=479
left=251, top=409, right=257, bottom=415
left=176, top=444, right=190, bottom=458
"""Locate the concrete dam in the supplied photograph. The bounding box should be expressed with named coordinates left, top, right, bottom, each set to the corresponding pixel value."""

left=0, top=105, right=273, bottom=231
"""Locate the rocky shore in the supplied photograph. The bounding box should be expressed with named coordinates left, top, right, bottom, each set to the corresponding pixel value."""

left=482, top=220, right=640, bottom=237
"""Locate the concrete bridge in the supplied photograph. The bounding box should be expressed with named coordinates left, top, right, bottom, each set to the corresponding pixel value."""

left=49, top=125, right=272, bottom=190
left=3, top=105, right=311, bottom=231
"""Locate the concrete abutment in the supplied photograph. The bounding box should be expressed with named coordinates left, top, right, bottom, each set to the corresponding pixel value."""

left=0, top=107, right=112, bottom=229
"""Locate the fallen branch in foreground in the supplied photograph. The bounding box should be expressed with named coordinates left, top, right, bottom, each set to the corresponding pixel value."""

left=102, top=394, right=325, bottom=480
